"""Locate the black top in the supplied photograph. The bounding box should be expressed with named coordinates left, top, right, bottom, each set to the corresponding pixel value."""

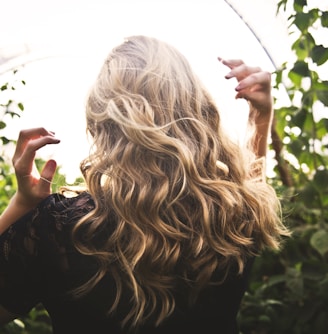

left=0, top=192, right=254, bottom=334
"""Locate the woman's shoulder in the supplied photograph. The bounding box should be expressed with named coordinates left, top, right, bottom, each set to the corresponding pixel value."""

left=38, top=191, right=95, bottom=215
left=32, top=191, right=95, bottom=229
left=0, top=192, right=95, bottom=264
left=2, top=191, right=95, bottom=239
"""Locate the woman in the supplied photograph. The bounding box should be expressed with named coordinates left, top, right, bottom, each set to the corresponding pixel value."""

left=0, top=35, right=289, bottom=333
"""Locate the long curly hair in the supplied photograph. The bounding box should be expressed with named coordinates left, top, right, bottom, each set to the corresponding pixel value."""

left=72, top=35, right=289, bottom=328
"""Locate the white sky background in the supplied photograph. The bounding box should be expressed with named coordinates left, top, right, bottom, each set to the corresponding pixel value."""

left=0, top=0, right=294, bottom=182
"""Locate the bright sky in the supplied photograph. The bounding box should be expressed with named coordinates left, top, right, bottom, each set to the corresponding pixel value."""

left=0, top=0, right=293, bottom=182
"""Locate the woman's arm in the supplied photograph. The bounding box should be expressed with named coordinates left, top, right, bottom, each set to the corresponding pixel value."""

left=219, top=58, right=273, bottom=158
left=0, top=128, right=60, bottom=234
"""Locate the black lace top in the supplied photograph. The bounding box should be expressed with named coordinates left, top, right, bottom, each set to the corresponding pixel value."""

left=0, top=192, right=254, bottom=334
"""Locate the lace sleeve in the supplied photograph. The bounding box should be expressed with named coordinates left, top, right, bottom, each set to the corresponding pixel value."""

left=0, top=192, right=94, bottom=316
left=0, top=208, right=43, bottom=315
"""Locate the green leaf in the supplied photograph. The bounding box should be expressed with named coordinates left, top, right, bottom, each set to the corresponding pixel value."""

left=299, top=152, right=324, bottom=170
left=6, top=111, right=21, bottom=118
left=301, top=92, right=314, bottom=109
left=277, top=0, right=288, bottom=13
left=288, top=71, right=303, bottom=87
left=289, top=138, right=304, bottom=156
left=292, top=108, right=307, bottom=128
left=286, top=267, right=303, bottom=298
left=274, top=68, right=283, bottom=86
left=302, top=108, right=315, bottom=133
left=292, top=36, right=309, bottom=60
left=0, top=121, right=6, bottom=130
left=266, top=274, right=287, bottom=287
left=317, top=93, right=328, bottom=107
left=313, top=169, right=328, bottom=191
left=258, top=315, right=271, bottom=323
left=311, top=45, right=328, bottom=66
left=292, top=60, right=310, bottom=76
left=315, top=119, right=328, bottom=140
left=298, top=183, right=318, bottom=205
left=293, top=11, right=317, bottom=32
left=314, top=81, right=328, bottom=106
left=288, top=61, right=310, bottom=87
left=18, top=102, right=24, bottom=111
left=0, top=136, right=10, bottom=145
left=310, top=230, right=328, bottom=256
left=324, top=118, right=328, bottom=130
left=321, top=11, right=328, bottom=27
left=294, top=0, right=307, bottom=12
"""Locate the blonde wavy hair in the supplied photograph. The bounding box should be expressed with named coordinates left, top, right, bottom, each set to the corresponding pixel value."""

left=71, top=35, right=289, bottom=328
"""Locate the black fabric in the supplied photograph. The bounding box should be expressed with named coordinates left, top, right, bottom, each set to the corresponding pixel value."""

left=0, top=192, right=254, bottom=334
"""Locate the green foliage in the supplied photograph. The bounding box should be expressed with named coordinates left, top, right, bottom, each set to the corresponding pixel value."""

left=0, top=70, right=25, bottom=211
left=239, top=1, right=328, bottom=333
left=0, top=305, right=52, bottom=334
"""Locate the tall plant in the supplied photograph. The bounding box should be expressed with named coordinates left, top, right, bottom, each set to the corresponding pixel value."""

left=239, top=0, right=328, bottom=333
left=0, top=70, right=25, bottom=212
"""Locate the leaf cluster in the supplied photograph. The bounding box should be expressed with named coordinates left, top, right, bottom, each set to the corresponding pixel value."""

left=239, top=1, right=328, bottom=333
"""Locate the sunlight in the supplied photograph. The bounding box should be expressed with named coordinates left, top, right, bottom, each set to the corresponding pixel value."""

left=0, top=0, right=291, bottom=182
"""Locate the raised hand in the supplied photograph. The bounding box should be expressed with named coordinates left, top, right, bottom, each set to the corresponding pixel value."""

left=0, top=128, right=60, bottom=234
left=219, top=58, right=273, bottom=158
left=219, top=58, right=273, bottom=120
left=12, top=127, right=61, bottom=208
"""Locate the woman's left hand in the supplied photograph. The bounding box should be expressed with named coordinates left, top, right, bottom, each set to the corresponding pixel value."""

left=219, top=58, right=273, bottom=158
left=219, top=58, right=273, bottom=120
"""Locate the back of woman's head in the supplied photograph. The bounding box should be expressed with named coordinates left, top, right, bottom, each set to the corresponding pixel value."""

left=76, top=35, right=289, bottom=328
left=84, top=35, right=244, bottom=203
left=86, top=35, right=223, bottom=153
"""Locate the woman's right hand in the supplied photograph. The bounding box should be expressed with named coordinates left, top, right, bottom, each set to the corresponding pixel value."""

left=0, top=128, right=60, bottom=234
left=12, top=127, right=61, bottom=209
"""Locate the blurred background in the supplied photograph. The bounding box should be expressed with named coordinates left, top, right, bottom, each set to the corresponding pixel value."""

left=0, top=0, right=292, bottom=181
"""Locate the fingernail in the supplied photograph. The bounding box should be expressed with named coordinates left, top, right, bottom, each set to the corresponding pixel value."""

left=47, top=159, right=57, bottom=171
